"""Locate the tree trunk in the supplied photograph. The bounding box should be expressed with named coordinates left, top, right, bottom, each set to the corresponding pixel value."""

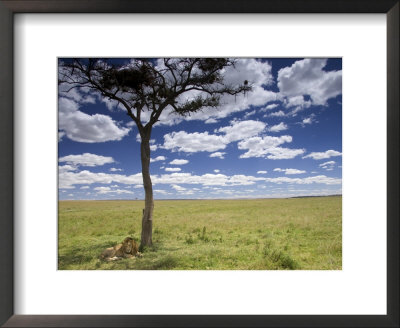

left=140, top=132, right=153, bottom=248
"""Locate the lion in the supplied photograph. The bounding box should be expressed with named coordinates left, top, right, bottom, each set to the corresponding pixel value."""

left=100, top=237, right=141, bottom=261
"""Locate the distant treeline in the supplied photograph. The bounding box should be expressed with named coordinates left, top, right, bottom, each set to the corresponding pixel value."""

left=289, top=194, right=342, bottom=199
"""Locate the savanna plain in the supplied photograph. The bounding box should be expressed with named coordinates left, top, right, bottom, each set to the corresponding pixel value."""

left=58, top=196, right=341, bottom=270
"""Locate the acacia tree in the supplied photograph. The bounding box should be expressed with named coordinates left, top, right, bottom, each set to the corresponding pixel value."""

left=59, top=58, right=251, bottom=248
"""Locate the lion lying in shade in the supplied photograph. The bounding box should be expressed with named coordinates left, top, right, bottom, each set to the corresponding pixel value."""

left=100, top=237, right=141, bottom=261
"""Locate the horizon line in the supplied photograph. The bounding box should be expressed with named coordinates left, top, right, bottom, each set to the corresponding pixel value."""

left=59, top=194, right=343, bottom=201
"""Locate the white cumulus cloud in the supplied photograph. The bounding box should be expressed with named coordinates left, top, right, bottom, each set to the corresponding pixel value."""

left=58, top=131, right=65, bottom=142
left=59, top=165, right=78, bottom=174
left=165, top=167, right=181, bottom=172
left=268, top=110, right=286, bottom=117
left=266, top=148, right=305, bottom=160
left=268, top=122, right=288, bottom=132
left=319, top=160, right=336, bottom=167
left=209, top=152, right=226, bottom=159
left=216, top=119, right=266, bottom=143
left=154, top=189, right=170, bottom=195
left=162, top=120, right=266, bottom=153
left=261, top=103, right=279, bottom=111
left=238, top=135, right=304, bottom=160
left=319, top=160, right=336, bottom=170
left=163, top=131, right=226, bottom=153
left=273, top=168, right=306, bottom=175
left=278, top=58, right=342, bottom=107
left=303, top=150, right=342, bottom=160
left=169, top=159, right=189, bottom=165
left=58, top=97, right=130, bottom=143
left=171, top=184, right=186, bottom=192
left=265, top=175, right=341, bottom=185
left=94, top=186, right=134, bottom=195
left=150, top=156, right=166, bottom=163
left=59, top=153, right=114, bottom=167
left=59, top=168, right=340, bottom=190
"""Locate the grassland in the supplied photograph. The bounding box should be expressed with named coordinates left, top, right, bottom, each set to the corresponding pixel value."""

left=58, top=196, right=341, bottom=270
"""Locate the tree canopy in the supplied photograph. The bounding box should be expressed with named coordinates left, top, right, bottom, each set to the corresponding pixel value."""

left=59, top=58, right=251, bottom=137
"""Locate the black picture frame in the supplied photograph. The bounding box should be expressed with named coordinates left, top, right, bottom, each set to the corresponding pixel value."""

left=0, top=1, right=398, bottom=327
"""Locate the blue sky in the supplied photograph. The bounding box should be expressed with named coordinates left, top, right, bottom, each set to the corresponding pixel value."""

left=58, top=58, right=342, bottom=200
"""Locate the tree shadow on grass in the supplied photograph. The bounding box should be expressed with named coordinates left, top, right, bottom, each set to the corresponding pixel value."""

left=132, top=255, right=179, bottom=270
left=59, top=239, right=182, bottom=270
left=58, top=241, right=112, bottom=269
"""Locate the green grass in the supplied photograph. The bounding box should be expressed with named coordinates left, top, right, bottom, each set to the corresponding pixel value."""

left=58, top=196, right=342, bottom=270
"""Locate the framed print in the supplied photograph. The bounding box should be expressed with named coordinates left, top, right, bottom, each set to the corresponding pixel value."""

left=0, top=1, right=398, bottom=327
